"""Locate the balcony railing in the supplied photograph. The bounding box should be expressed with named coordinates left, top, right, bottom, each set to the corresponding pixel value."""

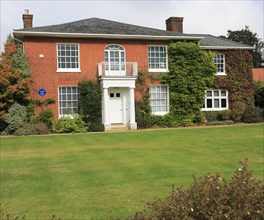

left=98, top=62, right=138, bottom=77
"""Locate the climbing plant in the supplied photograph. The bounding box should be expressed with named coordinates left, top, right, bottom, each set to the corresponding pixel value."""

left=161, top=41, right=216, bottom=125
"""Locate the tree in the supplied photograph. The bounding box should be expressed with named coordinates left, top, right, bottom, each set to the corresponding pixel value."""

left=220, top=26, right=264, bottom=67
left=0, top=35, right=30, bottom=130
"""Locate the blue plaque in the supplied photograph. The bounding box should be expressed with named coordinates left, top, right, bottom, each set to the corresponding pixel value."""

left=38, top=88, right=46, bottom=96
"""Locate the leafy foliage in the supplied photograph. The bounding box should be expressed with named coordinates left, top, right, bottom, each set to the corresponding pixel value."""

left=242, top=106, right=264, bottom=123
left=78, top=80, right=103, bottom=132
left=1, top=102, right=28, bottom=134
left=0, top=35, right=30, bottom=118
left=52, top=115, right=87, bottom=133
left=213, top=50, right=254, bottom=117
left=39, top=109, right=54, bottom=129
left=14, top=122, right=50, bottom=136
left=128, top=160, right=264, bottom=220
left=161, top=42, right=216, bottom=125
left=254, top=81, right=264, bottom=108
left=223, top=26, right=264, bottom=67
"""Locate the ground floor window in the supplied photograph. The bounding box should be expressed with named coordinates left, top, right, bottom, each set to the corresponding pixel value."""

left=202, top=89, right=228, bottom=110
left=149, top=85, right=169, bottom=115
left=58, top=86, right=79, bottom=116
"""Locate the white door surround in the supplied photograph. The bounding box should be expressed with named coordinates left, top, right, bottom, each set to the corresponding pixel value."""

left=100, top=77, right=137, bottom=131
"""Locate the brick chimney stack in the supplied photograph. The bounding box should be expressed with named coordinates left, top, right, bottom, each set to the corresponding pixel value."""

left=23, top=9, right=33, bottom=29
left=166, top=17, right=183, bottom=33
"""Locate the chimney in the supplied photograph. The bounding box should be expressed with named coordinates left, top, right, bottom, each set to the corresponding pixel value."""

left=23, top=9, right=33, bottom=29
left=166, top=17, right=183, bottom=33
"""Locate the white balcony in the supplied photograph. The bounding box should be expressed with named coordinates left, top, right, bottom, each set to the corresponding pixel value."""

left=98, top=62, right=138, bottom=77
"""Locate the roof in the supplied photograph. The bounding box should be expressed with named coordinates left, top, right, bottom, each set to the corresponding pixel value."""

left=252, top=68, right=264, bottom=81
left=193, top=34, right=254, bottom=50
left=13, top=17, right=254, bottom=49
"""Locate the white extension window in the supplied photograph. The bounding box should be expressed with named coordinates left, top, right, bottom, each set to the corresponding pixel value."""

left=148, top=46, right=168, bottom=72
left=149, top=85, right=169, bottom=115
left=57, top=43, right=80, bottom=72
left=213, top=54, right=226, bottom=75
left=202, top=90, right=228, bottom=111
left=58, top=86, right=79, bottom=117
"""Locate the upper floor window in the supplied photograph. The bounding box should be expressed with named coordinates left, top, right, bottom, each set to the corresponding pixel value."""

left=58, top=86, right=79, bottom=117
left=105, top=45, right=125, bottom=75
left=149, top=85, right=169, bottom=115
left=57, top=44, right=80, bottom=72
left=202, top=89, right=228, bottom=111
left=148, top=46, right=168, bottom=72
left=213, top=54, right=225, bottom=75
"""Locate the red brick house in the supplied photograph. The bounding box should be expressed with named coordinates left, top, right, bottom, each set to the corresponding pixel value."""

left=13, top=10, right=254, bottom=131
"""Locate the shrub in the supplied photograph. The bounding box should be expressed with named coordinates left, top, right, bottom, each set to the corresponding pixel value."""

left=128, top=160, right=264, bottom=220
left=14, top=122, right=49, bottom=136
left=204, top=111, right=219, bottom=122
left=78, top=80, right=103, bottom=132
left=218, top=109, right=231, bottom=121
left=1, top=102, right=28, bottom=134
left=254, top=81, right=264, bottom=108
left=206, top=120, right=234, bottom=126
left=135, top=99, right=152, bottom=129
left=39, top=109, right=54, bottom=129
left=52, top=115, right=87, bottom=133
left=230, top=101, right=246, bottom=122
left=242, top=106, right=264, bottom=123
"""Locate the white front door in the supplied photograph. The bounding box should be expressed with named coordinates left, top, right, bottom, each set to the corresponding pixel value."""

left=109, top=91, right=123, bottom=124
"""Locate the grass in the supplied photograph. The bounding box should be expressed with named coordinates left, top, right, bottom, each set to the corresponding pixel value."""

left=0, top=124, right=263, bottom=219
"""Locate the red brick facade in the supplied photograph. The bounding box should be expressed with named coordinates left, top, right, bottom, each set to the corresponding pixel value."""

left=25, top=37, right=167, bottom=117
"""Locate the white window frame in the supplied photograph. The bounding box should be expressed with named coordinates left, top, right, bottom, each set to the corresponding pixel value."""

left=58, top=86, right=79, bottom=118
left=213, top=54, right=226, bottom=75
left=149, top=85, right=169, bottom=115
left=202, top=89, right=229, bottom=111
left=57, top=43, right=81, bottom=72
left=148, top=45, right=168, bottom=72
left=104, top=44, right=126, bottom=75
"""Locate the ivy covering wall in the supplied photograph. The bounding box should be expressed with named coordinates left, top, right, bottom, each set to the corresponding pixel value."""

left=213, top=50, right=254, bottom=108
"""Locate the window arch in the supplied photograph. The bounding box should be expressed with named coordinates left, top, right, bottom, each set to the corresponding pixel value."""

left=104, top=45, right=125, bottom=74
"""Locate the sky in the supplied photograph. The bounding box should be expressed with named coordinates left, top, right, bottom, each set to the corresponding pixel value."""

left=0, top=0, right=263, bottom=52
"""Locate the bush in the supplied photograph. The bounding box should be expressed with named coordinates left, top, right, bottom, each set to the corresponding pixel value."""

left=39, top=109, right=54, bottom=129
left=204, top=111, right=219, bottom=122
left=78, top=80, right=102, bottom=132
left=128, top=160, right=264, bottom=220
left=14, top=122, right=50, bottom=136
left=242, top=106, right=264, bottom=123
left=1, top=102, right=28, bottom=134
left=52, top=115, right=87, bottom=133
left=254, top=81, right=264, bottom=108
left=218, top=110, right=231, bottom=121
left=206, top=120, right=234, bottom=126
left=230, top=101, right=246, bottom=122
left=135, top=99, right=152, bottom=129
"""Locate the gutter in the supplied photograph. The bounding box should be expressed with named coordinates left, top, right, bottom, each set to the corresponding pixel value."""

left=201, top=46, right=255, bottom=50
left=12, top=30, right=203, bottom=41
left=11, top=33, right=25, bottom=51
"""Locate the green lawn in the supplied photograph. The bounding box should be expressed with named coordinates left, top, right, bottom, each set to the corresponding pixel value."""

left=0, top=124, right=263, bottom=219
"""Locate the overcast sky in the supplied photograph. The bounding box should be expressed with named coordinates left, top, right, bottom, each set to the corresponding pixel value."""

left=0, top=0, right=263, bottom=52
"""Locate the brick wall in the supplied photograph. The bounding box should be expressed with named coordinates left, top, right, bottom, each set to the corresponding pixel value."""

left=24, top=37, right=167, bottom=117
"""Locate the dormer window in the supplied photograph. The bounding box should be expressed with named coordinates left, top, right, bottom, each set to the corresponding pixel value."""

left=213, top=54, right=226, bottom=75
left=57, top=43, right=80, bottom=72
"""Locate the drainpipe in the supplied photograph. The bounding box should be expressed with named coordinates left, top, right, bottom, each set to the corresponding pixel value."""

left=11, top=33, right=25, bottom=52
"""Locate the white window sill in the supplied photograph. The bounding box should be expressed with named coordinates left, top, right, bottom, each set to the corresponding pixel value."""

left=215, top=72, right=226, bottom=76
left=201, top=108, right=228, bottom=111
left=152, top=111, right=169, bottom=116
left=148, top=69, right=168, bottom=73
left=58, top=114, right=79, bottom=119
left=57, top=69, right=81, bottom=73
